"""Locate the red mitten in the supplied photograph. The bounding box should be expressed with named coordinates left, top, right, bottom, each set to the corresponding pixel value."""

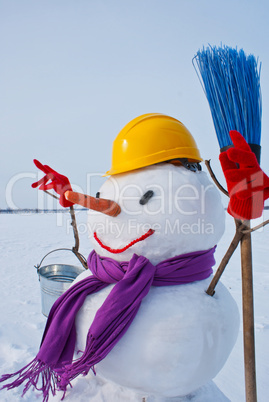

left=219, top=131, right=269, bottom=220
left=32, top=159, right=74, bottom=208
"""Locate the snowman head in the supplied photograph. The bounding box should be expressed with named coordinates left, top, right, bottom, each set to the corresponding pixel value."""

left=80, top=113, right=225, bottom=264
left=87, top=163, right=225, bottom=264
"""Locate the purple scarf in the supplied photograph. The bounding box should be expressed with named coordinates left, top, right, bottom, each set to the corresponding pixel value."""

left=0, top=247, right=216, bottom=401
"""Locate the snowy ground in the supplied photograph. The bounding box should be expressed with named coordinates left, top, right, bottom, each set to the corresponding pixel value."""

left=0, top=210, right=268, bottom=401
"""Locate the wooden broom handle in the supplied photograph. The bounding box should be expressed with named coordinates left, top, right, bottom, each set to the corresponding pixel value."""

left=240, top=221, right=257, bottom=402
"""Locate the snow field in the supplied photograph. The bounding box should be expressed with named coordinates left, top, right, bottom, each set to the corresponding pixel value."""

left=0, top=210, right=268, bottom=401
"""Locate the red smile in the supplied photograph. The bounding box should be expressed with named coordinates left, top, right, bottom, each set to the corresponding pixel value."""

left=93, top=228, right=155, bottom=254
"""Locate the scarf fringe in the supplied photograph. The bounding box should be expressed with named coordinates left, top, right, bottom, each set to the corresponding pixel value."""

left=60, top=335, right=97, bottom=386
left=0, top=358, right=70, bottom=402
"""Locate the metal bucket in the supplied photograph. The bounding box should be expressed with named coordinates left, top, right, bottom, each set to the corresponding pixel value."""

left=36, top=249, right=87, bottom=317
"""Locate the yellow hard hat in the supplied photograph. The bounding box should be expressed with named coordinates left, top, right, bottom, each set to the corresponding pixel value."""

left=105, top=113, right=202, bottom=176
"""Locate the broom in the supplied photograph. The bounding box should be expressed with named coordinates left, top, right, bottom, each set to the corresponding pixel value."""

left=193, top=45, right=262, bottom=160
left=193, top=45, right=262, bottom=402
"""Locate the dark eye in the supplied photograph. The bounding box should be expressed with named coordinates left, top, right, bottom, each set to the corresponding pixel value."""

left=139, top=190, right=154, bottom=205
left=96, top=192, right=100, bottom=198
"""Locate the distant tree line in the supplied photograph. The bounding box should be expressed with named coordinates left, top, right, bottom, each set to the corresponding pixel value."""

left=1, top=206, right=269, bottom=215
left=0, top=208, right=87, bottom=214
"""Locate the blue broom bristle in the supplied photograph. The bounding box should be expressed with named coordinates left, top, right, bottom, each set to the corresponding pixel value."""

left=193, top=45, right=262, bottom=149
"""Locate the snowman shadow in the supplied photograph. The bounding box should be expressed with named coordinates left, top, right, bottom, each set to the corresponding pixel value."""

left=143, top=381, right=230, bottom=401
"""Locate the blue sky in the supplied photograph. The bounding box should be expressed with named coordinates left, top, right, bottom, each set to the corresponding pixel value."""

left=1, top=0, right=269, bottom=208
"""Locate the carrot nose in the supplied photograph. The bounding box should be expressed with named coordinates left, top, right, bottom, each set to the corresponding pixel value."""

left=65, top=191, right=121, bottom=217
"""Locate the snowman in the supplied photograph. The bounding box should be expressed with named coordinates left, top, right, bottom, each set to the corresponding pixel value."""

left=0, top=113, right=240, bottom=401
left=65, top=114, right=240, bottom=398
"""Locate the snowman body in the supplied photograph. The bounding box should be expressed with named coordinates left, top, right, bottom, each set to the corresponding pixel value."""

left=73, top=164, right=239, bottom=397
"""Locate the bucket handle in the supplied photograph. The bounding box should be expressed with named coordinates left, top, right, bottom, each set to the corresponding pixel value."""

left=35, top=248, right=88, bottom=272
